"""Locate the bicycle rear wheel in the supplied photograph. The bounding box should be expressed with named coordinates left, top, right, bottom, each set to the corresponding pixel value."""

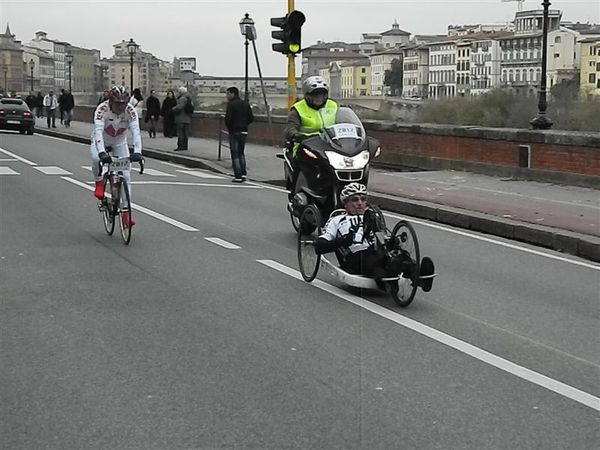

left=388, top=220, right=420, bottom=307
left=101, top=176, right=115, bottom=236
left=118, top=179, right=132, bottom=245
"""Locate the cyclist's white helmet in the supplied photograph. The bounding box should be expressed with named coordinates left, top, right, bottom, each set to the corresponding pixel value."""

left=340, top=182, right=367, bottom=203
left=108, top=85, right=130, bottom=113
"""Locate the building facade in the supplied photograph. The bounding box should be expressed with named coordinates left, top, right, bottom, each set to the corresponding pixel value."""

left=22, top=45, right=54, bottom=93
left=370, top=47, right=404, bottom=96
left=28, top=31, right=67, bottom=90
left=67, top=45, right=101, bottom=93
left=340, top=58, right=371, bottom=97
left=402, top=45, right=429, bottom=98
left=0, top=25, right=24, bottom=94
left=469, top=36, right=504, bottom=95
left=428, top=39, right=457, bottom=98
left=579, top=37, right=600, bottom=98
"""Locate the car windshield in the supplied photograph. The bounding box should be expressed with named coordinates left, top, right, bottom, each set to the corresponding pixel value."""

left=318, top=107, right=366, bottom=155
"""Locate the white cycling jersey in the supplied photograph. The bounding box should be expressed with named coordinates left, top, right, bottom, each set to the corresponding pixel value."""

left=90, top=100, right=142, bottom=157
left=320, top=213, right=371, bottom=254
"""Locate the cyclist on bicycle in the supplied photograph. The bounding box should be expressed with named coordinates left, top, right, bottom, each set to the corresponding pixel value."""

left=90, top=85, right=143, bottom=226
left=315, top=182, right=435, bottom=290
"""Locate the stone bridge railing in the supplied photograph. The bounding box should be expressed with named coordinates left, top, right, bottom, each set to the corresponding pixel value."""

left=72, top=105, right=599, bottom=188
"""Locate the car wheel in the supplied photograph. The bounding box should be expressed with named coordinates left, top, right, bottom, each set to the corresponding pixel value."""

left=19, top=129, right=26, bottom=134
left=27, top=128, right=34, bottom=135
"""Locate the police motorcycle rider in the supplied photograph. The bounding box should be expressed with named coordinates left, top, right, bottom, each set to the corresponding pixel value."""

left=284, top=76, right=338, bottom=206
left=315, top=182, right=435, bottom=291
left=90, top=85, right=143, bottom=227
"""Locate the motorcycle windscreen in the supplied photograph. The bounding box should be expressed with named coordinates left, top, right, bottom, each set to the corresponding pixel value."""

left=320, top=107, right=367, bottom=155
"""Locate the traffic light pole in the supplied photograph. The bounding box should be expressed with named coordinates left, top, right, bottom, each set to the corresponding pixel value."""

left=287, top=0, right=296, bottom=110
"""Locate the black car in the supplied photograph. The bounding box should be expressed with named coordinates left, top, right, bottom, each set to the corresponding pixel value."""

left=0, top=98, right=35, bottom=135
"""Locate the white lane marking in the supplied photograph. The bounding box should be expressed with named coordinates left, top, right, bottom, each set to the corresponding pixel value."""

left=0, top=158, right=18, bottom=162
left=0, top=167, right=19, bottom=175
left=244, top=180, right=288, bottom=193
left=0, top=148, right=37, bottom=166
left=257, top=259, right=600, bottom=412
left=61, top=177, right=199, bottom=231
left=129, top=181, right=262, bottom=188
left=383, top=211, right=600, bottom=271
left=382, top=172, right=600, bottom=211
left=205, top=237, right=241, bottom=249
left=141, top=168, right=176, bottom=177
left=160, top=161, right=187, bottom=169
left=34, top=166, right=72, bottom=175
left=82, top=166, right=92, bottom=171
left=177, top=170, right=224, bottom=179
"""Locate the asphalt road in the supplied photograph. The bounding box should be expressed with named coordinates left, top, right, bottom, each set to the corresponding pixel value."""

left=1, top=132, right=599, bottom=449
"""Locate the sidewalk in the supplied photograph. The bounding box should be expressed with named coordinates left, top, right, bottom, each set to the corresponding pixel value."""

left=34, top=118, right=600, bottom=262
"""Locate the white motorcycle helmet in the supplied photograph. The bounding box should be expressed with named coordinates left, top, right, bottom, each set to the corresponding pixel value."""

left=302, top=76, right=329, bottom=108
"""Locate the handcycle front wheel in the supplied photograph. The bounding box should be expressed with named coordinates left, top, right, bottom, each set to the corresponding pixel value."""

left=297, top=204, right=322, bottom=282
left=388, top=220, right=420, bottom=307
left=101, top=175, right=115, bottom=236
left=118, top=178, right=132, bottom=245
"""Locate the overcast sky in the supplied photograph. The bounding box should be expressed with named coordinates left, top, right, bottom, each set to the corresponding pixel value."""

left=1, top=0, right=598, bottom=77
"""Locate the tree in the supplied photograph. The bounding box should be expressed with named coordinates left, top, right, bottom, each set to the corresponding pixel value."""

left=384, top=58, right=403, bottom=97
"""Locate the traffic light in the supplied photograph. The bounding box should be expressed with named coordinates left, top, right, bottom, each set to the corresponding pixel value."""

left=271, top=10, right=305, bottom=55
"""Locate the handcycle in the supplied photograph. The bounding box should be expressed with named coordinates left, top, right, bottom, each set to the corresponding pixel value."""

left=97, top=149, right=144, bottom=245
left=297, top=203, right=435, bottom=307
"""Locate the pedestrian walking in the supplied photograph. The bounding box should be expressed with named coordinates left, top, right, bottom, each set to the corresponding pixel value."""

left=58, top=89, right=65, bottom=124
left=43, top=91, right=58, bottom=128
left=36, top=91, right=44, bottom=118
left=224, top=86, right=254, bottom=182
left=62, top=90, right=75, bottom=127
left=98, top=90, right=109, bottom=105
left=24, top=91, right=36, bottom=113
left=144, top=89, right=161, bottom=138
left=160, top=90, right=176, bottom=138
left=130, top=88, right=144, bottom=120
left=172, top=86, right=193, bottom=151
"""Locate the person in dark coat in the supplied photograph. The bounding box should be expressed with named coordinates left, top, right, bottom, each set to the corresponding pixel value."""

left=24, top=91, right=37, bottom=113
left=144, top=89, right=161, bottom=138
left=61, top=90, right=75, bottom=127
left=160, top=90, right=177, bottom=138
left=224, top=86, right=254, bottom=182
left=172, top=86, right=193, bottom=151
left=36, top=91, right=44, bottom=118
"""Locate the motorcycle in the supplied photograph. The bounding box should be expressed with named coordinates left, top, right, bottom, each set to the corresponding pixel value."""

left=280, top=107, right=381, bottom=231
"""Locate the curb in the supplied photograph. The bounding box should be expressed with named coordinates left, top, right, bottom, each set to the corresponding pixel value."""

left=36, top=127, right=600, bottom=263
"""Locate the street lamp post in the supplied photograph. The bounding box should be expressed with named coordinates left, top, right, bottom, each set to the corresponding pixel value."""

left=3, top=67, right=7, bottom=93
left=29, top=59, right=35, bottom=92
left=531, top=0, right=553, bottom=129
left=65, top=52, right=73, bottom=92
left=127, top=38, right=138, bottom=93
left=239, top=13, right=256, bottom=103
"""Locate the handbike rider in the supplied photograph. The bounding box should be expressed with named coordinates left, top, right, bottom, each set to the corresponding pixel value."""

left=315, top=183, right=435, bottom=291
left=284, top=75, right=338, bottom=205
left=90, top=85, right=143, bottom=227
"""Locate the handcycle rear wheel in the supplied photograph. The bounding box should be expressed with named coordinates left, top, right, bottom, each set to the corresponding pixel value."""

left=101, top=175, right=115, bottom=236
left=388, top=220, right=420, bottom=307
left=297, top=204, right=322, bottom=282
left=118, top=178, right=132, bottom=245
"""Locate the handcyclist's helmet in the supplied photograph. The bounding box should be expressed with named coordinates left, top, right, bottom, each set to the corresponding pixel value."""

left=340, top=182, right=367, bottom=203
left=108, top=85, right=130, bottom=114
left=302, top=76, right=329, bottom=108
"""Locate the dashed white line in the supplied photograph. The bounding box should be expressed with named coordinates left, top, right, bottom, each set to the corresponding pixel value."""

left=177, top=169, right=224, bottom=179
left=0, top=167, right=19, bottom=175
left=34, top=166, right=72, bottom=175
left=257, top=259, right=600, bottom=412
left=205, top=237, right=241, bottom=249
left=61, top=176, right=199, bottom=231
left=0, top=148, right=37, bottom=165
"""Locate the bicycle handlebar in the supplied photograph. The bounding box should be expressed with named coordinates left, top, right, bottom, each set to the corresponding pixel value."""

left=98, top=155, right=145, bottom=175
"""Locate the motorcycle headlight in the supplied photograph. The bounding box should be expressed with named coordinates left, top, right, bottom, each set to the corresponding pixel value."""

left=325, top=151, right=370, bottom=170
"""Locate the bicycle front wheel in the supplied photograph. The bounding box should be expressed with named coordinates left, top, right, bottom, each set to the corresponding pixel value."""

left=118, top=178, right=132, bottom=245
left=101, top=176, right=115, bottom=236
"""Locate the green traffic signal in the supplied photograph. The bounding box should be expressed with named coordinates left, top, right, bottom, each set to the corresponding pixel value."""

left=271, top=10, right=305, bottom=55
